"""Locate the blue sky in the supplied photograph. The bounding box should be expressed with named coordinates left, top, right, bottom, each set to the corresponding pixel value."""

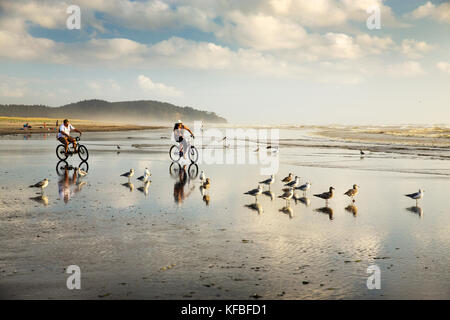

left=0, top=0, right=449, bottom=125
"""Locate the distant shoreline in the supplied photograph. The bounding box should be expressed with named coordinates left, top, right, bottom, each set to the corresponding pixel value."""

left=0, top=116, right=168, bottom=136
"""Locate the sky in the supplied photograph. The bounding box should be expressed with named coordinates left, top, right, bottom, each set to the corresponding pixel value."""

left=0, top=0, right=449, bottom=125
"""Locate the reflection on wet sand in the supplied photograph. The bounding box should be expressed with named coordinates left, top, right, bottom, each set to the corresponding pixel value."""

left=137, top=180, right=151, bottom=196
left=345, top=204, right=358, bottom=217
left=245, top=202, right=263, bottom=214
left=315, top=207, right=334, bottom=220
left=174, top=165, right=194, bottom=204
left=122, top=182, right=134, bottom=192
left=279, top=205, right=294, bottom=219
left=30, top=195, right=49, bottom=206
left=294, top=194, right=310, bottom=206
left=406, top=206, right=423, bottom=218
left=58, top=167, right=83, bottom=204
left=262, top=190, right=274, bottom=201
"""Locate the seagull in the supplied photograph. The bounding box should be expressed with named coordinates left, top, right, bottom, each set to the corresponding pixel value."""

left=360, top=149, right=365, bottom=155
left=137, top=168, right=150, bottom=182
left=405, top=189, right=424, bottom=205
left=117, top=145, right=121, bottom=150
left=281, top=173, right=293, bottom=183
left=344, top=184, right=359, bottom=202
left=121, top=169, right=134, bottom=180
left=29, top=178, right=49, bottom=193
left=296, top=181, right=311, bottom=194
left=199, top=170, right=206, bottom=183
left=314, top=187, right=335, bottom=205
left=202, top=178, right=211, bottom=189
left=77, top=167, right=88, bottom=177
left=244, top=185, right=263, bottom=201
left=284, top=176, right=300, bottom=188
left=278, top=187, right=293, bottom=205
left=259, top=174, right=275, bottom=190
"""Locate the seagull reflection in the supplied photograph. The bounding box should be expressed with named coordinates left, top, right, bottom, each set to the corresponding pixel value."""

left=293, top=192, right=310, bottom=206
left=30, top=195, right=49, bottom=206
left=202, top=194, right=210, bottom=206
left=279, top=205, right=294, bottom=219
left=137, top=180, right=151, bottom=196
left=315, top=207, right=334, bottom=220
left=345, top=204, right=358, bottom=217
left=245, top=202, right=263, bottom=214
left=262, top=190, right=274, bottom=201
left=406, top=206, right=423, bottom=218
left=122, top=182, right=134, bottom=192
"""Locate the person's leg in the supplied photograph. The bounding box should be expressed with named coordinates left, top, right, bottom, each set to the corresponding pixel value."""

left=181, top=138, right=188, bottom=156
left=68, top=136, right=77, bottom=152
left=59, top=137, right=69, bottom=153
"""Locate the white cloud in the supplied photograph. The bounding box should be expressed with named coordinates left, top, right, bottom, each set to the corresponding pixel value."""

left=437, top=62, right=450, bottom=74
left=400, top=39, right=434, bottom=59
left=387, top=61, right=425, bottom=77
left=410, top=1, right=450, bottom=24
left=137, top=75, right=182, bottom=97
left=0, top=82, right=26, bottom=98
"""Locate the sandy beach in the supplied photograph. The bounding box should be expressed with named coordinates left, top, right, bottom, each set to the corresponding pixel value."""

left=0, top=127, right=449, bottom=299
left=0, top=117, right=167, bottom=136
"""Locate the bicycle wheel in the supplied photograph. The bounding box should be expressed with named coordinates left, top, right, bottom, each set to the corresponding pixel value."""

left=188, top=163, right=198, bottom=179
left=169, top=161, right=181, bottom=178
left=56, top=145, right=68, bottom=160
left=169, top=145, right=181, bottom=162
left=188, top=146, right=199, bottom=163
left=78, top=145, right=89, bottom=161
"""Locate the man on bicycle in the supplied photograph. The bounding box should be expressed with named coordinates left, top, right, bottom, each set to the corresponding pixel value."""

left=173, top=120, right=194, bottom=158
left=58, top=119, right=82, bottom=153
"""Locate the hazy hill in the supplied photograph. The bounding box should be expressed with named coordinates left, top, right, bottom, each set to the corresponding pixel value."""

left=0, top=99, right=227, bottom=124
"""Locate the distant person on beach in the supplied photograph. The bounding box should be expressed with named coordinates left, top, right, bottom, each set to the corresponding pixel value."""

left=57, top=119, right=82, bottom=153
left=173, top=120, right=194, bottom=157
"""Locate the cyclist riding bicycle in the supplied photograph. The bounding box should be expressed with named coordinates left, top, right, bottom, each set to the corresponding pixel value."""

left=173, top=120, right=194, bottom=158
left=58, top=119, right=82, bottom=154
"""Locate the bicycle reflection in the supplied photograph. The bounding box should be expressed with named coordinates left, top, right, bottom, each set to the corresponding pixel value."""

left=170, top=162, right=200, bottom=205
left=56, top=160, right=89, bottom=204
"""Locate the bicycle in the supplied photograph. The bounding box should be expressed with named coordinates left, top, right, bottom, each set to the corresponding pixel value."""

left=169, top=136, right=198, bottom=163
left=56, top=134, right=89, bottom=161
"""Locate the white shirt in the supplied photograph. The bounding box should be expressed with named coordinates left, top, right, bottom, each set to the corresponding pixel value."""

left=58, top=123, right=75, bottom=139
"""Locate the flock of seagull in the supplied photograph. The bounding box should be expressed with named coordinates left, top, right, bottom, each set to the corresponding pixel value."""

left=243, top=170, right=425, bottom=218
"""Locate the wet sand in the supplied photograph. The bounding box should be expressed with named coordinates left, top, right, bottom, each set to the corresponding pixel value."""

left=0, top=128, right=449, bottom=299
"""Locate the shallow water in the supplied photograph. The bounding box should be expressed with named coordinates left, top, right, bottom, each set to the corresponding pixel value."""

left=0, top=129, right=449, bottom=299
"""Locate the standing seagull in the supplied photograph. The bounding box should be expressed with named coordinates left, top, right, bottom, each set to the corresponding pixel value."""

left=137, top=168, right=150, bottom=182
left=278, top=187, right=294, bottom=205
left=344, top=184, right=359, bottom=202
left=360, top=149, right=365, bottom=155
left=121, top=169, right=135, bottom=180
left=259, top=174, right=275, bottom=190
left=284, top=176, right=300, bottom=188
left=282, top=173, right=293, bottom=183
left=29, top=178, right=49, bottom=193
left=405, top=189, right=424, bottom=205
left=199, top=170, right=206, bottom=183
left=244, top=185, right=263, bottom=201
left=77, top=167, right=88, bottom=177
left=314, top=187, right=335, bottom=205
left=296, top=181, right=311, bottom=194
